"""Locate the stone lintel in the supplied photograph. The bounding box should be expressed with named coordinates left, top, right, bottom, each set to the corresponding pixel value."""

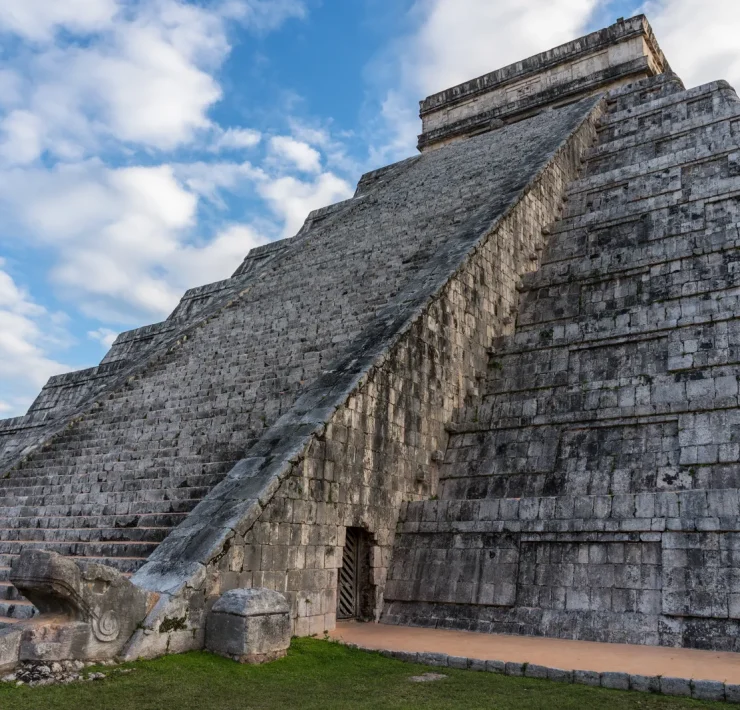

left=418, top=14, right=671, bottom=152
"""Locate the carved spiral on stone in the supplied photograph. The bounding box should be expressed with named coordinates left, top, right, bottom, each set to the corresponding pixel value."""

left=93, top=610, right=120, bottom=642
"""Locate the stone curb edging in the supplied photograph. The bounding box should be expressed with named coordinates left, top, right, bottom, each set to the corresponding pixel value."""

left=342, top=643, right=737, bottom=703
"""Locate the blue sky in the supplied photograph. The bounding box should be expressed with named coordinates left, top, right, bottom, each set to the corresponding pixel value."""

left=0, top=0, right=738, bottom=416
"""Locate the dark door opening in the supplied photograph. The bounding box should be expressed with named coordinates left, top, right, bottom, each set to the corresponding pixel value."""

left=337, top=527, right=373, bottom=620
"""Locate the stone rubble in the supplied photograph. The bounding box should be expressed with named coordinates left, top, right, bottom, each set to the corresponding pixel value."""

left=0, top=659, right=134, bottom=687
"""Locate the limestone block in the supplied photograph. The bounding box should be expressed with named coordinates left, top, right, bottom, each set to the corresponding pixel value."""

left=0, top=626, right=21, bottom=673
left=205, top=588, right=290, bottom=664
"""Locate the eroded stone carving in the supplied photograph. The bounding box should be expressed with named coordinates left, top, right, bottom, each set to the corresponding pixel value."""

left=6, top=550, right=156, bottom=665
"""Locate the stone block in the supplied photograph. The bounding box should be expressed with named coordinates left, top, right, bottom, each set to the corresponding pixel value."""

left=447, top=655, right=469, bottom=669
left=601, top=671, right=630, bottom=690
left=574, top=670, right=601, bottom=686
left=505, top=661, right=525, bottom=676
left=691, top=679, right=725, bottom=701
left=418, top=652, right=449, bottom=667
left=660, top=676, right=691, bottom=696
left=629, top=674, right=660, bottom=693
left=725, top=683, right=740, bottom=703
left=486, top=659, right=505, bottom=673
left=0, top=626, right=21, bottom=673
left=524, top=663, right=549, bottom=679
left=547, top=668, right=573, bottom=683
left=205, top=588, right=290, bottom=664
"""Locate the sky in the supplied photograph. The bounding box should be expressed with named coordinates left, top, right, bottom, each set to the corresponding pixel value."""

left=0, top=0, right=738, bottom=417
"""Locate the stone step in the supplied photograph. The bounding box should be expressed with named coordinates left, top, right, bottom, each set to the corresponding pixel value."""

left=0, top=498, right=201, bottom=517
left=0, top=461, right=233, bottom=486
left=568, top=136, right=740, bottom=198
left=0, top=539, right=159, bottom=558
left=0, top=511, right=187, bottom=530
left=0, top=553, right=147, bottom=575
left=604, top=73, right=685, bottom=114
left=0, top=581, right=25, bottom=601
left=529, top=226, right=738, bottom=291
left=549, top=187, right=740, bottom=245
left=586, top=100, right=740, bottom=166
left=0, top=599, right=35, bottom=620
left=598, top=81, right=733, bottom=130
left=0, top=526, right=171, bottom=543
left=0, top=616, right=19, bottom=629
left=0, top=486, right=213, bottom=508
left=0, top=472, right=225, bottom=498
left=587, top=118, right=740, bottom=177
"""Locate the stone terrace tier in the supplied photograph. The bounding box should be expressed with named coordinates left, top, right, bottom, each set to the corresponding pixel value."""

left=382, top=73, right=740, bottom=651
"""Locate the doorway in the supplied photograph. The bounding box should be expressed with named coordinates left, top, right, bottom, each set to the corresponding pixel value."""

left=337, top=527, right=373, bottom=620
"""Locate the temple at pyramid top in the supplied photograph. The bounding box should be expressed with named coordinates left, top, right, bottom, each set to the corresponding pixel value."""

left=418, top=15, right=671, bottom=151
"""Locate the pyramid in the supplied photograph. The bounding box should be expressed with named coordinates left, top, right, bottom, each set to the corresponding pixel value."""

left=2, top=15, right=739, bottom=667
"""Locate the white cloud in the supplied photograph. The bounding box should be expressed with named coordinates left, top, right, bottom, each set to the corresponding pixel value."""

left=0, top=110, right=44, bottom=165
left=88, top=327, right=118, bottom=349
left=0, top=159, right=283, bottom=322
left=367, top=0, right=600, bottom=161
left=0, top=259, right=71, bottom=415
left=168, top=224, right=270, bottom=285
left=0, top=0, right=118, bottom=42
left=403, top=0, right=600, bottom=97
left=259, top=172, right=353, bottom=237
left=211, top=127, right=262, bottom=152
left=0, top=0, right=238, bottom=162
left=642, top=0, right=740, bottom=90
left=269, top=135, right=322, bottom=173
left=225, top=0, right=307, bottom=32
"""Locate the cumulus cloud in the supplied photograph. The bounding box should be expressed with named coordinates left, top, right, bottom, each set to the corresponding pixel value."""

left=642, top=0, right=740, bottom=90
left=211, top=127, right=262, bottom=152
left=402, top=0, right=600, bottom=97
left=88, top=327, right=118, bottom=349
left=0, top=0, right=303, bottom=161
left=0, top=0, right=118, bottom=42
left=259, top=172, right=353, bottom=237
left=0, top=259, right=70, bottom=415
left=269, top=135, right=322, bottom=173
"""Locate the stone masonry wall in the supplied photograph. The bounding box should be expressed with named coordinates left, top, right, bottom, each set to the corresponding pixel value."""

left=123, top=99, right=602, bottom=657
left=383, top=75, right=740, bottom=652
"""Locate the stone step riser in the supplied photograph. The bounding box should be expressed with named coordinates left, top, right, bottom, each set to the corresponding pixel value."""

left=0, top=541, right=159, bottom=557
left=0, top=527, right=171, bottom=543
left=570, top=129, right=740, bottom=195
left=0, top=513, right=186, bottom=529
left=529, top=227, right=738, bottom=291
left=600, top=82, right=728, bottom=127
left=0, top=473, right=224, bottom=497
left=0, top=601, right=35, bottom=621
left=0, top=584, right=25, bottom=601
left=516, top=252, right=740, bottom=331
left=0, top=462, right=233, bottom=485
left=0, top=499, right=200, bottom=517
left=586, top=107, right=740, bottom=171
left=0, top=486, right=212, bottom=508
left=604, top=77, right=686, bottom=115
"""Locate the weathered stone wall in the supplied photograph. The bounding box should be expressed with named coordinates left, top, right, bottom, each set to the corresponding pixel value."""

left=122, top=99, right=601, bottom=657
left=384, top=75, right=740, bottom=652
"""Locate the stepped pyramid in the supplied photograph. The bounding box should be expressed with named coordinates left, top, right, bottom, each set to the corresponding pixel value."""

left=1, top=15, right=739, bottom=667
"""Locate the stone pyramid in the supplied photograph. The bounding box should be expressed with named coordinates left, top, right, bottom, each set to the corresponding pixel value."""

left=1, top=14, right=739, bottom=668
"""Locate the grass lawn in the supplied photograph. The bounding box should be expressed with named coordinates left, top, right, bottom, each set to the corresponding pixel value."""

left=0, top=638, right=727, bottom=710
